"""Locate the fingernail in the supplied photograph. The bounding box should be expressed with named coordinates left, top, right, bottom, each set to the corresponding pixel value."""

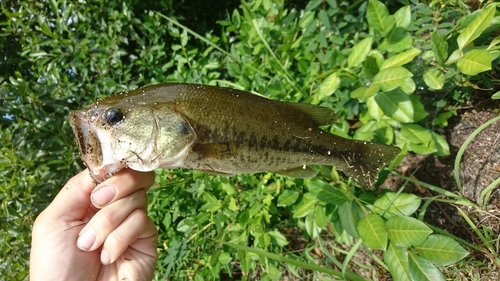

left=77, top=227, right=96, bottom=251
left=91, top=185, right=116, bottom=207
left=101, top=249, right=111, bottom=265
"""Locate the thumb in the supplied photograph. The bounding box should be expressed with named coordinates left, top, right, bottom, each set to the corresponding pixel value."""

left=42, top=169, right=96, bottom=222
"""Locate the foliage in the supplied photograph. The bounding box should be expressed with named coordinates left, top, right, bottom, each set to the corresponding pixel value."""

left=1, top=0, right=499, bottom=281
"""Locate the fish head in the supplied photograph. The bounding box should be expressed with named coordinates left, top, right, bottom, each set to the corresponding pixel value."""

left=69, top=98, right=195, bottom=182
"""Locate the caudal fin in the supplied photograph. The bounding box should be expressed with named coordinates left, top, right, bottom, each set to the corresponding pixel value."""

left=340, top=141, right=400, bottom=188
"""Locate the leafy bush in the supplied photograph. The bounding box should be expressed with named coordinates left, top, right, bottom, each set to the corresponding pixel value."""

left=1, top=0, right=499, bottom=280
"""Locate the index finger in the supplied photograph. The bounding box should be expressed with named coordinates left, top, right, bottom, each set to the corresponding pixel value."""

left=90, top=169, right=155, bottom=209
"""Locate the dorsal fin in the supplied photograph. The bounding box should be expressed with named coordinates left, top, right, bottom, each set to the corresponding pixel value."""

left=285, top=102, right=338, bottom=126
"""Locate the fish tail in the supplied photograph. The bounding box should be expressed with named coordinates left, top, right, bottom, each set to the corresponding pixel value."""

left=337, top=141, right=400, bottom=188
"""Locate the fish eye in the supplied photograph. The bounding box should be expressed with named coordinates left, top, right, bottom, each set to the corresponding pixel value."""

left=105, top=107, right=124, bottom=125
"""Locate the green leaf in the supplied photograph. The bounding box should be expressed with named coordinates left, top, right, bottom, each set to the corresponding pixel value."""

left=366, top=0, right=395, bottom=36
left=374, top=90, right=415, bottom=123
left=339, top=201, right=363, bottom=238
left=308, top=179, right=349, bottom=205
left=400, top=124, right=433, bottom=145
left=457, top=49, right=492, bottom=76
left=373, top=67, right=413, bottom=92
left=317, top=72, right=340, bottom=102
left=492, top=91, right=500, bottom=99
left=269, top=230, right=289, bottom=247
left=218, top=252, right=232, bottom=264
left=351, top=86, right=368, bottom=101
left=488, top=35, right=500, bottom=50
left=423, top=68, right=445, bottom=90
left=293, top=193, right=318, bottom=218
left=348, top=37, right=373, bottom=68
left=400, top=77, right=416, bottom=94
left=431, top=32, right=448, bottom=64
left=431, top=131, right=450, bottom=156
left=380, top=48, right=421, bottom=70
left=457, top=5, right=496, bottom=50
left=394, top=6, right=411, bottom=29
left=386, top=216, right=432, bottom=247
left=358, top=213, right=388, bottom=250
left=373, top=192, right=422, bottom=219
left=384, top=243, right=411, bottom=281
left=305, top=209, right=321, bottom=238
left=29, top=50, right=48, bottom=58
left=408, top=252, right=446, bottom=281
left=367, top=96, right=384, bottom=121
left=277, top=190, right=300, bottom=207
left=415, top=234, right=469, bottom=266
left=202, top=192, right=222, bottom=212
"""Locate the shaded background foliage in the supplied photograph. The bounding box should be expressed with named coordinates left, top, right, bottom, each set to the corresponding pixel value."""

left=1, top=0, right=499, bottom=280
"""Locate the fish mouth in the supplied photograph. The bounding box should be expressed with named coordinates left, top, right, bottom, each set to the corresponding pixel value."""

left=69, top=111, right=107, bottom=182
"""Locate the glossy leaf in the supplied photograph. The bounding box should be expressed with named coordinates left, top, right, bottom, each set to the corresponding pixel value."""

left=308, top=179, right=349, bottom=205
left=384, top=243, right=411, bottom=281
left=373, top=67, right=413, bottom=92
left=367, top=0, right=395, bottom=36
left=380, top=48, right=421, bottom=70
left=317, top=72, right=340, bottom=101
left=293, top=193, right=318, bottom=218
left=373, top=192, right=421, bottom=219
left=457, top=49, right=492, bottom=76
left=386, top=216, right=432, bottom=247
left=400, top=124, right=433, bottom=145
left=488, top=35, right=500, bottom=50
left=358, top=213, right=388, bottom=250
left=394, top=6, right=411, bottom=29
left=367, top=96, right=384, bottom=121
left=269, top=230, right=289, bottom=247
left=423, top=68, right=444, bottom=90
left=277, top=190, right=300, bottom=207
left=431, top=131, right=450, bottom=156
left=415, top=234, right=469, bottom=266
left=408, top=252, right=446, bottom=281
left=348, top=37, right=373, bottom=68
left=457, top=5, right=495, bottom=50
left=374, top=90, right=416, bottom=123
left=400, top=77, right=416, bottom=94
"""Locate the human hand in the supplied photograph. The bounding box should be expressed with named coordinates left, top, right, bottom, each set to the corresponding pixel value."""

left=30, top=169, right=158, bottom=281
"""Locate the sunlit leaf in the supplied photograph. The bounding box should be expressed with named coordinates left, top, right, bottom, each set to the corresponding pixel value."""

left=348, top=37, right=373, bottom=68
left=358, top=213, right=388, bottom=250
left=317, top=72, right=341, bottom=102
left=367, top=0, right=395, bottom=36
left=457, top=49, right=492, bottom=76
left=373, top=67, right=413, bottom=92
left=269, top=230, right=289, bottom=247
left=293, top=193, right=318, bottom=218
left=277, top=190, right=300, bottom=207
left=394, top=6, right=411, bottom=29
left=457, top=5, right=495, bottom=50
left=423, top=68, right=445, bottom=90
left=386, top=216, right=432, bottom=247
left=373, top=192, right=422, bottom=219
left=374, top=90, right=415, bottom=122
left=380, top=48, right=421, bottom=70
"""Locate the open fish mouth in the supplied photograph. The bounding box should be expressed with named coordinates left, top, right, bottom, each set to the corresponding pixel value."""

left=69, top=111, right=113, bottom=182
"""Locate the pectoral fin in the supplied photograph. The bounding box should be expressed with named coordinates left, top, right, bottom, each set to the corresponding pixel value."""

left=273, top=166, right=318, bottom=178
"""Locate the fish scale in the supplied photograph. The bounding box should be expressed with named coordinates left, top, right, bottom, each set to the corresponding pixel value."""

left=69, top=83, right=400, bottom=187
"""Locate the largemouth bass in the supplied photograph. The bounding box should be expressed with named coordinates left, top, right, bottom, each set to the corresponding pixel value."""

left=69, top=83, right=400, bottom=187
